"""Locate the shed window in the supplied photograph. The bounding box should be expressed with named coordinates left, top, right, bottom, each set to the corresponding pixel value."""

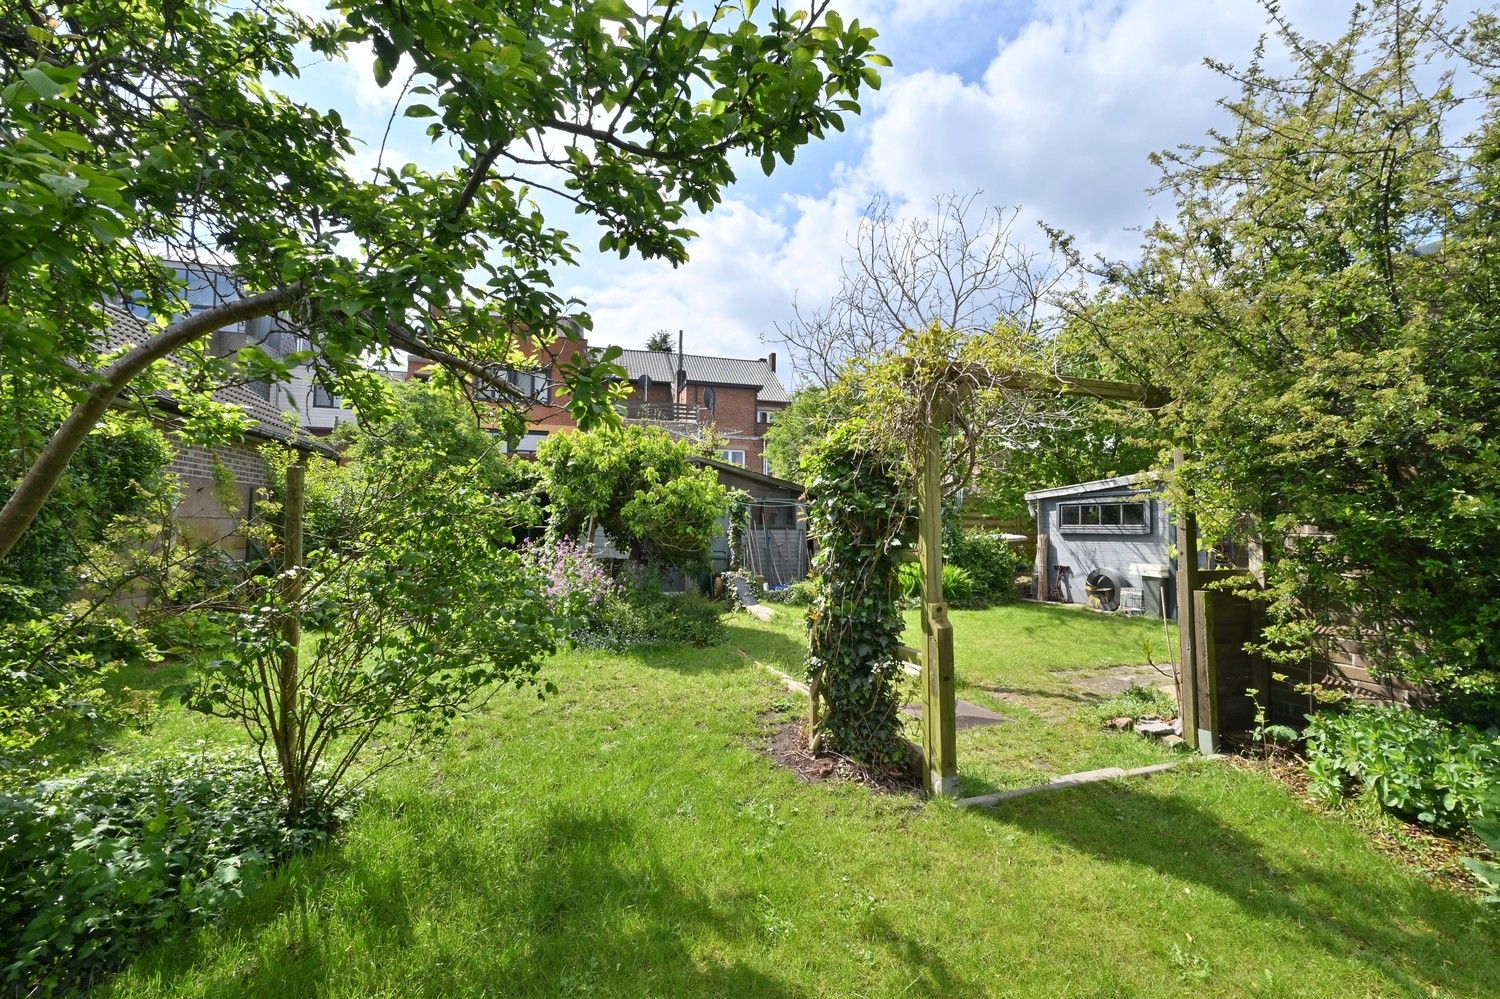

left=1059, top=498, right=1150, bottom=534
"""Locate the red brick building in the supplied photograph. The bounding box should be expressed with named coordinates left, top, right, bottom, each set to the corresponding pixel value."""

left=422, top=332, right=791, bottom=470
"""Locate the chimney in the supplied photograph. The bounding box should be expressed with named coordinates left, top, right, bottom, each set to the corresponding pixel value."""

left=676, top=329, right=686, bottom=398
left=766, top=351, right=776, bottom=372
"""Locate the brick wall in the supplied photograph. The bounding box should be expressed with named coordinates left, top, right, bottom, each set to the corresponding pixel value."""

left=167, top=441, right=271, bottom=558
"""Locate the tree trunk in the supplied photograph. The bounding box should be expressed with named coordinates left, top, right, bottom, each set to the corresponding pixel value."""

left=277, top=461, right=307, bottom=823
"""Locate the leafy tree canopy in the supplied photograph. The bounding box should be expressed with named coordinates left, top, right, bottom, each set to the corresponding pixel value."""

left=0, top=0, right=886, bottom=558
left=644, top=329, right=675, bottom=352
left=537, top=425, right=729, bottom=571
left=1059, top=0, right=1500, bottom=715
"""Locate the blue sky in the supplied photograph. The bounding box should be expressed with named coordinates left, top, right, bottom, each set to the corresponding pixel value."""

left=276, top=1, right=1368, bottom=362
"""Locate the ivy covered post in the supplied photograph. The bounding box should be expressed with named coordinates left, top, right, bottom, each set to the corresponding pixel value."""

left=916, top=412, right=959, bottom=796
left=803, top=425, right=911, bottom=769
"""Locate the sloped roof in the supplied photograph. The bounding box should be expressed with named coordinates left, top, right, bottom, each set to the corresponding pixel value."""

left=689, top=456, right=809, bottom=498
left=610, top=348, right=791, bottom=404
left=94, top=303, right=337, bottom=456
left=1023, top=473, right=1152, bottom=502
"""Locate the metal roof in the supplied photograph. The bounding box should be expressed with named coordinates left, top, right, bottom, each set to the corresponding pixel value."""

left=1023, top=473, right=1153, bottom=502
left=94, top=303, right=337, bottom=456
left=609, top=348, right=791, bottom=404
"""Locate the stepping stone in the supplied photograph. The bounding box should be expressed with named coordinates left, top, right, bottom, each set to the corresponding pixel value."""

left=902, top=699, right=1009, bottom=731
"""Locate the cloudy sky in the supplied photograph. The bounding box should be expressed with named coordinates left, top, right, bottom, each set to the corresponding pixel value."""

left=281, top=0, right=1364, bottom=364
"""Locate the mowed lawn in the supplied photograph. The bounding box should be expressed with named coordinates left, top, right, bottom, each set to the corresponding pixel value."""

left=898, top=602, right=1184, bottom=796
left=101, top=605, right=1497, bottom=998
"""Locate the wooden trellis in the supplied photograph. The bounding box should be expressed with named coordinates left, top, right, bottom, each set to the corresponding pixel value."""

left=900, top=370, right=1181, bottom=797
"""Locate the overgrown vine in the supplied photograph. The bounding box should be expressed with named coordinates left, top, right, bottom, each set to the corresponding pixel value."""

left=803, top=422, right=912, bottom=766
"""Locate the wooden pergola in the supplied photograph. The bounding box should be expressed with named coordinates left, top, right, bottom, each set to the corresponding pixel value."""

left=900, top=370, right=1217, bottom=797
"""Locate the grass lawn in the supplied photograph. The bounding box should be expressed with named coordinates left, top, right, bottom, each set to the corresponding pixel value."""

left=97, top=603, right=1496, bottom=998
left=897, top=602, right=1183, bottom=796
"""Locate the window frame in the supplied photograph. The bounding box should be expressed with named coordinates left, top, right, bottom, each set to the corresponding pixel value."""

left=1057, top=496, right=1152, bottom=535
left=719, top=448, right=745, bottom=466
left=312, top=383, right=341, bottom=409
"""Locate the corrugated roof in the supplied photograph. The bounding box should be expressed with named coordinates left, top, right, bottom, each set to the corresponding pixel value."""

left=609, top=348, right=791, bottom=404
left=94, top=303, right=337, bottom=456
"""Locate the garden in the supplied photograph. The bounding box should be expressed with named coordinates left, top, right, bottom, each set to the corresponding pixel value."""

left=3, top=1, right=1500, bottom=997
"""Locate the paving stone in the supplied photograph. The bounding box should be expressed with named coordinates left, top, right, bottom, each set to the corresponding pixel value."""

left=903, top=700, right=1010, bottom=731
left=1135, top=720, right=1175, bottom=738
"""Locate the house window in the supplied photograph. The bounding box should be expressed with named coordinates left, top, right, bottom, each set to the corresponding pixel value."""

left=703, top=387, right=717, bottom=411
left=757, top=408, right=775, bottom=425
left=762, top=457, right=772, bottom=476
left=719, top=448, right=745, bottom=466
left=1059, top=498, right=1151, bottom=534
left=313, top=384, right=341, bottom=408
left=478, top=367, right=551, bottom=403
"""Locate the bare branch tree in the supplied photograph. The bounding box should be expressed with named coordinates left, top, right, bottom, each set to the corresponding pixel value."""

left=773, top=193, right=1069, bottom=387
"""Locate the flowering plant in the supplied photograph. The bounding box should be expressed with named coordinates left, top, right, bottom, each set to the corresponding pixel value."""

left=520, top=538, right=619, bottom=637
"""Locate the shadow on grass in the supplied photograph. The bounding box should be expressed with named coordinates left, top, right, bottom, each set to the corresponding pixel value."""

left=973, top=779, right=1500, bottom=995
left=123, top=808, right=822, bottom=997
left=33, top=659, right=193, bottom=772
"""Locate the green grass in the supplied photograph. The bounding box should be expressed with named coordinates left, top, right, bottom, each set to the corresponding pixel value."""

left=893, top=601, right=1182, bottom=796
left=93, top=604, right=1496, bottom=998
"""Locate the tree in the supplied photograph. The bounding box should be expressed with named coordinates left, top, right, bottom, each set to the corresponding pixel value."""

left=762, top=386, right=841, bottom=480
left=644, top=329, right=676, bottom=352
left=537, top=426, right=729, bottom=572
left=188, top=445, right=555, bottom=824
left=1062, top=0, right=1500, bottom=717
left=774, top=193, right=1066, bottom=387
left=0, top=0, right=887, bottom=561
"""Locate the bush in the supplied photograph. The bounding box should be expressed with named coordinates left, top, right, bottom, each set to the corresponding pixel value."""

left=897, top=562, right=976, bottom=605
left=575, top=573, right=727, bottom=650
left=761, top=579, right=817, bottom=606
left=1304, top=705, right=1500, bottom=832
left=946, top=530, right=1022, bottom=606
left=0, top=752, right=336, bottom=994
left=519, top=537, right=621, bottom=638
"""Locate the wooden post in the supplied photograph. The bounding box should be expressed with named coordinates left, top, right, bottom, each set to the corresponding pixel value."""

left=277, top=462, right=305, bottom=816
left=1172, top=450, right=1207, bottom=753
left=917, top=419, right=958, bottom=797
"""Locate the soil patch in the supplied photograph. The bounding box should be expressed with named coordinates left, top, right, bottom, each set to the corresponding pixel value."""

left=1059, top=664, right=1177, bottom=698
left=767, top=722, right=922, bottom=796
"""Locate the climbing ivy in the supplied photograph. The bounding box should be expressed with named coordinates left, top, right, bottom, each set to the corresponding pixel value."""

left=803, top=423, right=912, bottom=766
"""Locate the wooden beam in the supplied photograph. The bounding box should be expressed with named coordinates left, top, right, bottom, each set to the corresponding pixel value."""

left=1173, top=450, right=1206, bottom=752
left=918, top=418, right=959, bottom=797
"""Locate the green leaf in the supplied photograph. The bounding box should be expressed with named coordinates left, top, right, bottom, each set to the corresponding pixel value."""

left=21, top=66, right=65, bottom=100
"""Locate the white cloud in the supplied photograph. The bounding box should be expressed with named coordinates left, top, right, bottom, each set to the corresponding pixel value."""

left=572, top=0, right=1363, bottom=358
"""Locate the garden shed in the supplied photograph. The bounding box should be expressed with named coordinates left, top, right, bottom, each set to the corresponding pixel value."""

left=1026, top=474, right=1175, bottom=619
left=691, top=457, right=809, bottom=586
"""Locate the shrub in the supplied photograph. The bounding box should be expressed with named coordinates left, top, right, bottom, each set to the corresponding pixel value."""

left=0, top=752, right=336, bottom=995
left=897, top=562, right=976, bottom=605
left=519, top=537, right=620, bottom=637
left=1304, top=705, right=1500, bottom=832
left=0, top=413, right=173, bottom=622
left=578, top=585, right=727, bottom=650
left=760, top=580, right=817, bottom=606
left=946, top=530, right=1022, bottom=606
